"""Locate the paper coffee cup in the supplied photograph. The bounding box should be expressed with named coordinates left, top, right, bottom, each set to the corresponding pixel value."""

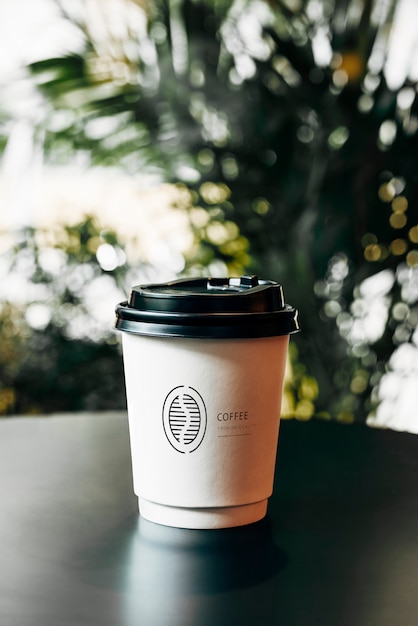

left=115, top=275, right=299, bottom=529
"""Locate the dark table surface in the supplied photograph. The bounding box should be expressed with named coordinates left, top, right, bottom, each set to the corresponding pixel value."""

left=1, top=412, right=417, bottom=626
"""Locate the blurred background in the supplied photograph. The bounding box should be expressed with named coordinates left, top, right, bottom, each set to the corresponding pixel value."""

left=0, top=0, right=417, bottom=432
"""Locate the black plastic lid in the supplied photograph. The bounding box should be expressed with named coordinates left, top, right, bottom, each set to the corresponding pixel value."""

left=114, top=275, right=300, bottom=339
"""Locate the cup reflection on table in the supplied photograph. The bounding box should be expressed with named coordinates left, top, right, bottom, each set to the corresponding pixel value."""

left=123, top=516, right=286, bottom=626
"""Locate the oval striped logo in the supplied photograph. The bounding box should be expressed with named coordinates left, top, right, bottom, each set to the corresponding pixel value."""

left=162, top=386, right=207, bottom=453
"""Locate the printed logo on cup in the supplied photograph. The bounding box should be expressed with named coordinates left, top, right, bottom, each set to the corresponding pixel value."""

left=163, top=386, right=207, bottom=453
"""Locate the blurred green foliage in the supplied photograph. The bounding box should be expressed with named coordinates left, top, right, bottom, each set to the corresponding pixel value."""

left=0, top=214, right=308, bottom=415
left=1, top=0, right=418, bottom=424
left=0, top=219, right=127, bottom=413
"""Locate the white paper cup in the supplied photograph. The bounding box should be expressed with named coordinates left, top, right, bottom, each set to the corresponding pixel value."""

left=115, top=276, right=299, bottom=529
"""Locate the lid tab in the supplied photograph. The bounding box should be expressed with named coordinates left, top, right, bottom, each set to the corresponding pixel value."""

left=207, top=277, right=230, bottom=290
left=240, top=275, right=259, bottom=288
